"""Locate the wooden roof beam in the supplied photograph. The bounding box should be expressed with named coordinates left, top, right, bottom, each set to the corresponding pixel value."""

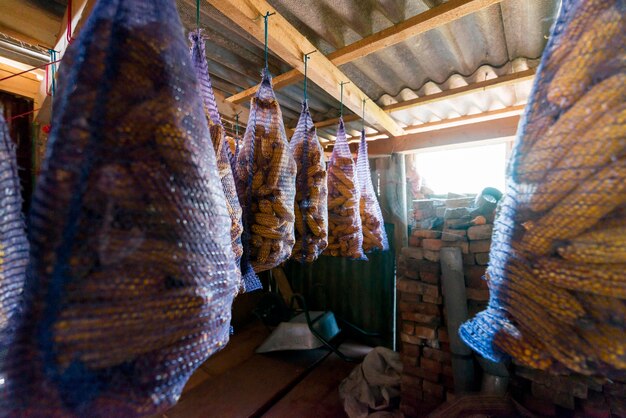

left=367, top=115, right=520, bottom=156
left=226, top=0, right=504, bottom=105
left=206, top=0, right=405, bottom=137
left=311, top=68, right=535, bottom=131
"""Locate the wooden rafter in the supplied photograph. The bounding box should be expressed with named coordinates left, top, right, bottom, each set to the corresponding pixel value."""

left=206, top=0, right=405, bottom=137
left=342, top=105, right=526, bottom=142
left=367, top=115, right=520, bottom=155
left=311, top=69, right=535, bottom=131
left=226, top=0, right=504, bottom=105
left=383, top=68, right=536, bottom=112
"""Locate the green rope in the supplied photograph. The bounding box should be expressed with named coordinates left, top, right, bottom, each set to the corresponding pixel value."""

left=339, top=81, right=349, bottom=118
left=235, top=112, right=240, bottom=138
left=263, top=12, right=275, bottom=71
left=196, top=0, right=200, bottom=29
left=303, top=54, right=309, bottom=102
left=362, top=98, right=367, bottom=131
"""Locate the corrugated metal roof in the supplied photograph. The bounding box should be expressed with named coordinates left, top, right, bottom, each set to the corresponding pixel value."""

left=4, top=0, right=559, bottom=140
left=175, top=0, right=559, bottom=141
left=1, top=0, right=559, bottom=140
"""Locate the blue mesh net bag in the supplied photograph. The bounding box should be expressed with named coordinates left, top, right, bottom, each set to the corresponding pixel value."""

left=290, top=101, right=328, bottom=263
left=2, top=0, right=240, bottom=414
left=460, top=0, right=626, bottom=378
left=356, top=130, right=388, bottom=253
left=189, top=29, right=260, bottom=292
left=324, top=119, right=365, bottom=260
left=234, top=70, right=297, bottom=273
left=0, top=110, right=29, bottom=350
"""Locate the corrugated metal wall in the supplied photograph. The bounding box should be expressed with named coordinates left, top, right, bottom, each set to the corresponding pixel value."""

left=284, top=223, right=396, bottom=348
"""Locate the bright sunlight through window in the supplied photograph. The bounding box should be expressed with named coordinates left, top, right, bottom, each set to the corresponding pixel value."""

left=413, top=142, right=508, bottom=195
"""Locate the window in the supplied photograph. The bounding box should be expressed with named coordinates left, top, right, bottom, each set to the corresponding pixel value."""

left=411, top=142, right=509, bottom=195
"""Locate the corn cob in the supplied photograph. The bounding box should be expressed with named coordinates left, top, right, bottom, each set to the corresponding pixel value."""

left=493, top=325, right=553, bottom=370
left=257, top=239, right=271, bottom=263
left=578, top=293, right=626, bottom=328
left=328, top=197, right=346, bottom=210
left=547, top=6, right=625, bottom=108
left=294, top=204, right=305, bottom=235
left=520, top=157, right=626, bottom=255
left=529, top=104, right=626, bottom=212
left=546, top=0, right=610, bottom=69
left=534, top=257, right=626, bottom=298
left=254, top=213, right=284, bottom=229
left=251, top=224, right=282, bottom=240
left=505, top=259, right=585, bottom=325
left=581, top=323, right=626, bottom=370
left=331, top=168, right=355, bottom=189
left=557, top=226, right=626, bottom=264
left=252, top=170, right=263, bottom=190
left=272, top=198, right=295, bottom=222
left=517, top=73, right=626, bottom=183
left=501, top=290, right=594, bottom=374
left=251, top=234, right=263, bottom=248
left=259, top=199, right=273, bottom=214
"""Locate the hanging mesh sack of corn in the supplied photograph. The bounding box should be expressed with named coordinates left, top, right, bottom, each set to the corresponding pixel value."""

left=235, top=70, right=297, bottom=273
left=460, top=0, right=626, bottom=378
left=0, top=110, right=28, bottom=344
left=356, top=130, right=388, bottom=253
left=190, top=29, right=261, bottom=292
left=324, top=119, right=366, bottom=260
left=2, top=0, right=240, bottom=415
left=290, top=101, right=328, bottom=263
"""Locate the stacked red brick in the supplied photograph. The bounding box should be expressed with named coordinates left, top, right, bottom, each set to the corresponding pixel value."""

left=399, top=196, right=497, bottom=416
left=397, top=246, right=452, bottom=417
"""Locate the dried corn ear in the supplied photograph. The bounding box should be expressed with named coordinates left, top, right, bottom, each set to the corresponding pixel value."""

left=289, top=102, right=328, bottom=263
left=547, top=6, right=625, bottom=108
left=236, top=70, right=297, bottom=273
left=356, top=130, right=388, bottom=253
left=516, top=73, right=626, bottom=183
left=520, top=157, right=626, bottom=255
left=557, top=223, right=626, bottom=264
left=534, top=257, right=626, bottom=298
left=323, top=119, right=365, bottom=260
left=4, top=1, right=240, bottom=414
left=529, top=104, right=626, bottom=212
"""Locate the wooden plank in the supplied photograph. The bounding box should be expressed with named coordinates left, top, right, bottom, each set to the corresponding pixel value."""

left=198, top=321, right=270, bottom=378
left=367, top=115, right=520, bottom=155
left=307, top=70, right=533, bottom=138
left=340, top=105, right=525, bottom=142
left=401, top=105, right=525, bottom=134
left=328, top=0, right=503, bottom=66
left=262, top=353, right=357, bottom=418
left=383, top=68, right=535, bottom=112
left=167, top=349, right=329, bottom=418
left=206, top=0, right=405, bottom=137
left=227, top=0, right=503, bottom=105
left=0, top=1, right=62, bottom=48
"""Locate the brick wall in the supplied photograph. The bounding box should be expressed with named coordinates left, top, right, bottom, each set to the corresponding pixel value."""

left=398, top=196, right=492, bottom=416
left=398, top=196, right=626, bottom=418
